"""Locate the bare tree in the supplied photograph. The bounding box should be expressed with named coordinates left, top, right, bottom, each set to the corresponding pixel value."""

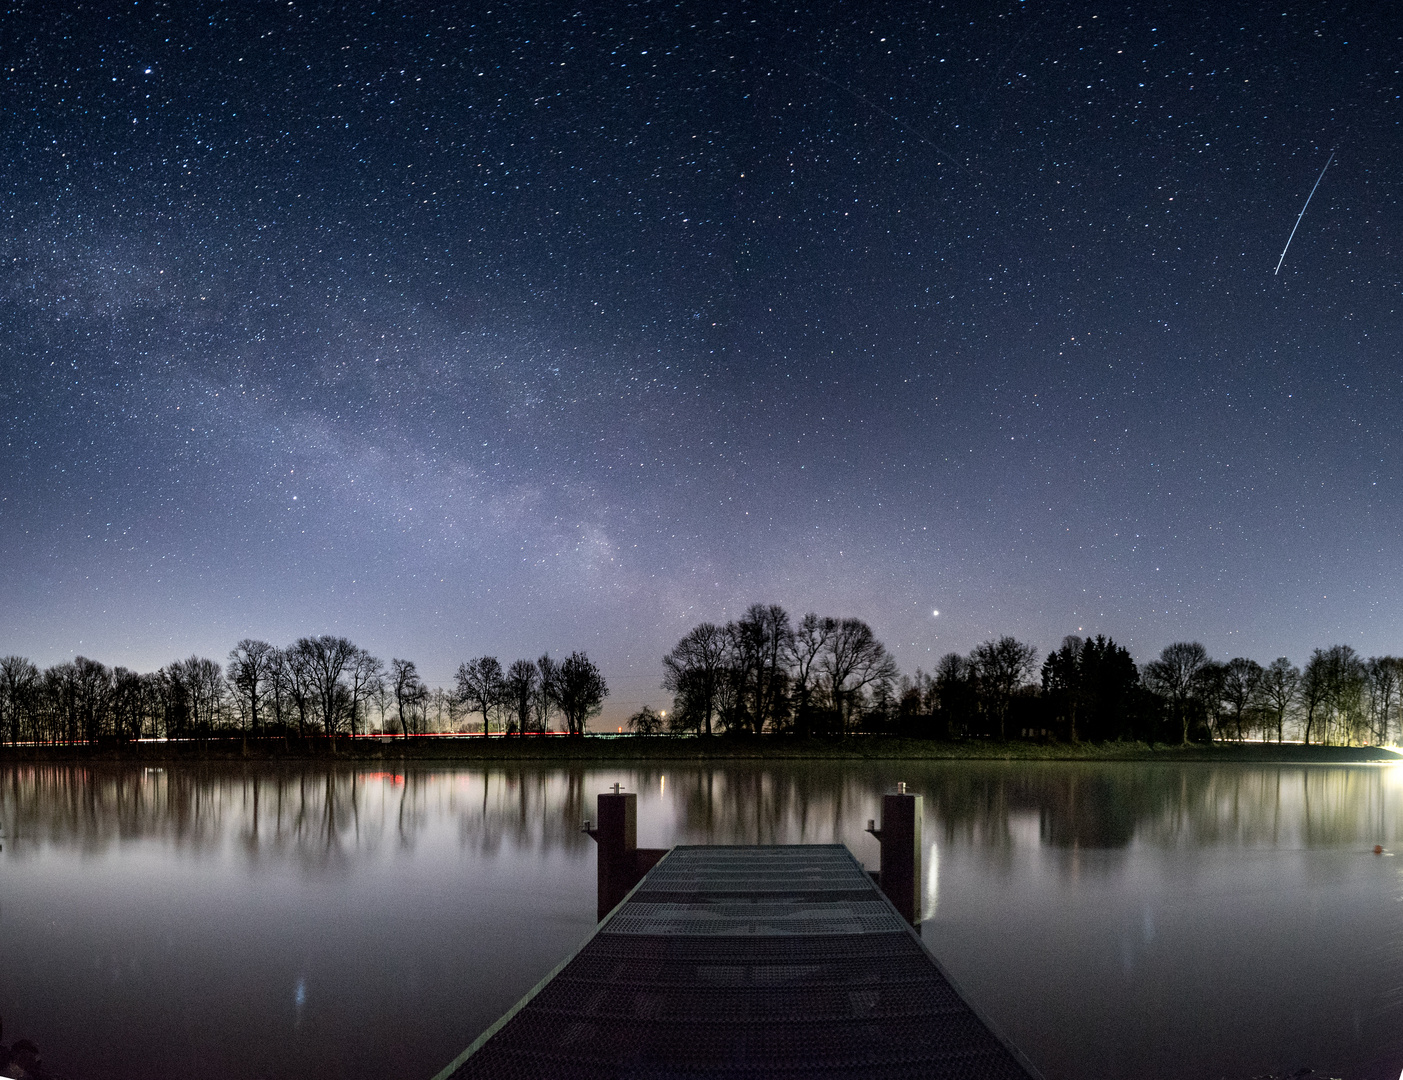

left=186, top=657, right=225, bottom=736
left=1143, top=642, right=1211, bottom=745
left=1194, top=661, right=1230, bottom=741
left=276, top=645, right=317, bottom=739
left=291, top=636, right=359, bottom=738
left=1328, top=645, right=1367, bottom=745
left=1364, top=657, right=1401, bottom=746
left=1258, top=658, right=1300, bottom=743
left=822, top=618, right=900, bottom=733
left=787, top=614, right=836, bottom=736
left=391, top=659, right=425, bottom=740
left=136, top=671, right=164, bottom=740
left=556, top=651, right=607, bottom=736
left=159, top=657, right=221, bottom=738
left=504, top=659, right=538, bottom=735
left=0, top=656, right=39, bottom=745
left=662, top=623, right=728, bottom=736
left=155, top=663, right=192, bottom=739
left=346, top=647, right=385, bottom=737
left=228, top=639, right=278, bottom=738
left=1299, top=650, right=1329, bottom=745
left=1219, top=658, right=1265, bottom=742
left=72, top=656, right=114, bottom=742
left=727, top=604, right=792, bottom=734
left=534, top=654, right=559, bottom=734
left=456, top=656, right=505, bottom=735
left=1302, top=645, right=1367, bottom=745
left=111, top=667, right=145, bottom=741
left=969, top=637, right=1038, bottom=741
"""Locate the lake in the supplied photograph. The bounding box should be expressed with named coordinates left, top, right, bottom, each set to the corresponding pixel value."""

left=2, top=760, right=1402, bottom=1079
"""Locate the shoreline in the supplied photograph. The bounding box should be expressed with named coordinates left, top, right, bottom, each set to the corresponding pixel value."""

left=0, top=736, right=1396, bottom=765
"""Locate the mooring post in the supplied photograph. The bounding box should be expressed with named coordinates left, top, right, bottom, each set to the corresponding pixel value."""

left=866, top=781, right=923, bottom=924
left=583, top=783, right=637, bottom=919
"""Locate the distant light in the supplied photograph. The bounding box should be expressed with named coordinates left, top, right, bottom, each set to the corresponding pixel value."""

left=932, top=609, right=939, bottom=617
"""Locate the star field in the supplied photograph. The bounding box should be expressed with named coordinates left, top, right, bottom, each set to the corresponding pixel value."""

left=2, top=1, right=1401, bottom=715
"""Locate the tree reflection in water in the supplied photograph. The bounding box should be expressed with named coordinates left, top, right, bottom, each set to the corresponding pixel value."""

left=3, top=761, right=1401, bottom=864
left=3, top=760, right=1403, bottom=1080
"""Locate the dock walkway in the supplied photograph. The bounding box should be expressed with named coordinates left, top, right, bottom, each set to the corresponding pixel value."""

left=435, top=844, right=1040, bottom=1079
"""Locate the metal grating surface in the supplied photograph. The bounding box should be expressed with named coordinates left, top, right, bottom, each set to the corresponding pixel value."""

left=442, top=845, right=1040, bottom=1079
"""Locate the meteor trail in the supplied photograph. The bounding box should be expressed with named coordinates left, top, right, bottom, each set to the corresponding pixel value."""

left=1275, top=151, right=1334, bottom=275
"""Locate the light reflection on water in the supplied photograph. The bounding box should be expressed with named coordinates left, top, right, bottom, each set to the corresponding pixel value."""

left=2, top=760, right=1403, bottom=1080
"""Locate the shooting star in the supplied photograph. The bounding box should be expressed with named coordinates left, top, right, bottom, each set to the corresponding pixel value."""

left=1274, top=151, right=1334, bottom=275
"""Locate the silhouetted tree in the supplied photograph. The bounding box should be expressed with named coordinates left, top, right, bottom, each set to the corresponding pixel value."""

left=970, top=636, right=1038, bottom=741
left=556, top=651, right=607, bottom=736
left=1081, top=637, right=1144, bottom=741
left=346, top=648, right=385, bottom=736
left=228, top=639, right=277, bottom=738
left=1259, top=657, right=1300, bottom=743
left=391, top=658, right=425, bottom=740
left=895, top=670, right=929, bottom=735
left=111, top=667, right=145, bottom=741
left=456, top=656, right=505, bottom=735
left=1042, top=636, right=1086, bottom=742
left=931, top=652, right=977, bottom=738
left=1195, top=661, right=1228, bottom=741
left=727, top=604, right=792, bottom=734
left=787, top=613, right=836, bottom=736
left=1042, top=635, right=1142, bottom=742
left=662, top=623, right=728, bottom=736
left=427, top=686, right=455, bottom=732
left=1222, top=657, right=1265, bottom=741
left=1302, top=645, right=1367, bottom=745
left=822, top=618, right=899, bottom=733
left=275, top=645, right=316, bottom=738
left=1364, top=656, right=1402, bottom=746
left=504, top=659, right=538, bottom=735
left=1325, top=645, right=1366, bottom=744
left=72, top=656, right=113, bottom=742
left=1144, top=642, right=1211, bottom=745
left=627, top=705, right=664, bottom=735
left=535, top=654, right=560, bottom=734
left=155, top=662, right=191, bottom=739
left=0, top=656, right=39, bottom=745
left=290, top=637, right=357, bottom=738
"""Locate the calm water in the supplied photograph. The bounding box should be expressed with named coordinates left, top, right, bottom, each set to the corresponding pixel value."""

left=3, top=760, right=1403, bottom=1080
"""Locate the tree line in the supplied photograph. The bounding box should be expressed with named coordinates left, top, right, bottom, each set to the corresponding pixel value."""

left=641, top=606, right=1403, bottom=746
left=632, top=605, right=899, bottom=737
left=2, top=616, right=1397, bottom=748
left=0, top=638, right=607, bottom=744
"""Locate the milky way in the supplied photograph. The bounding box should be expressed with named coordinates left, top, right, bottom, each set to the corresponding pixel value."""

left=2, top=1, right=1399, bottom=717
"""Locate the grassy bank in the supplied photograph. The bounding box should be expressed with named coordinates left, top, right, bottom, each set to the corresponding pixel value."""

left=1, top=735, right=1397, bottom=764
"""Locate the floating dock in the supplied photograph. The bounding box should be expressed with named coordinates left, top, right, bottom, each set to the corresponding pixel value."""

left=434, top=842, right=1041, bottom=1079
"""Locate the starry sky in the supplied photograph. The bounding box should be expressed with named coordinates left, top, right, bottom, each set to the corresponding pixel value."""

left=2, top=0, right=1399, bottom=718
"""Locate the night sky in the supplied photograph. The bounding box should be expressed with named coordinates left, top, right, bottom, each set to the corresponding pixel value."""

left=3, top=1, right=1400, bottom=719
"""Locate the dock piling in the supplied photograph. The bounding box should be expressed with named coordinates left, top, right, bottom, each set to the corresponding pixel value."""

left=583, top=786, right=666, bottom=919
left=867, top=782, right=923, bottom=924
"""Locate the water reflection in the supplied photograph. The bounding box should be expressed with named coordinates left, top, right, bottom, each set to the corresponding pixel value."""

left=2, top=760, right=1403, bottom=1080
left=0, top=765, right=603, bottom=866
left=4, top=761, right=1400, bottom=864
